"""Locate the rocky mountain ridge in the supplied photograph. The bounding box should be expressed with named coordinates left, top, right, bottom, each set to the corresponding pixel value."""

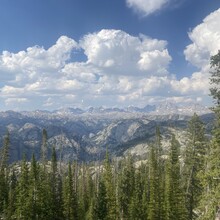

left=53, top=102, right=211, bottom=116
left=0, top=103, right=214, bottom=163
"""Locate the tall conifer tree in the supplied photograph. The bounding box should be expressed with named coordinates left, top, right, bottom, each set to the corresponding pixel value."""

left=118, top=155, right=135, bottom=219
left=166, top=135, right=187, bottom=220
left=50, top=147, right=63, bottom=219
left=28, top=154, right=40, bottom=219
left=94, top=178, right=108, bottom=220
left=148, top=127, right=165, bottom=220
left=63, top=163, right=78, bottom=220
left=200, top=50, right=220, bottom=219
left=148, top=146, right=159, bottom=220
left=15, top=155, right=30, bottom=219
left=41, top=129, right=48, bottom=167
left=183, top=113, right=206, bottom=219
left=0, top=131, right=10, bottom=216
left=103, top=151, right=117, bottom=220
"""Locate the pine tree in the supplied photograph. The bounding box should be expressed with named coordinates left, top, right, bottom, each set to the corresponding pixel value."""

left=166, top=135, right=187, bottom=220
left=183, top=113, right=206, bottom=219
left=5, top=168, right=17, bottom=220
left=41, top=129, right=48, bottom=167
left=118, top=155, right=135, bottom=219
left=15, top=155, right=30, bottom=219
left=50, top=147, right=63, bottom=219
left=63, top=163, right=78, bottom=220
left=87, top=196, right=97, bottom=220
left=210, top=50, right=220, bottom=107
left=28, top=154, right=40, bottom=219
left=0, top=131, right=10, bottom=216
left=155, top=126, right=166, bottom=220
left=94, top=178, right=108, bottom=220
left=0, top=131, right=10, bottom=170
left=164, top=159, right=171, bottom=220
left=103, top=151, right=117, bottom=220
left=86, top=166, right=95, bottom=215
left=129, top=169, right=145, bottom=220
left=141, top=163, right=150, bottom=219
left=148, top=127, right=166, bottom=220
left=78, top=163, right=95, bottom=219
left=78, top=164, right=87, bottom=219
left=148, top=146, right=159, bottom=220
left=155, top=126, right=163, bottom=158
left=199, top=50, right=220, bottom=219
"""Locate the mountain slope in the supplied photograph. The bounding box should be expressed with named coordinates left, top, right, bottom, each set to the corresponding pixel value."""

left=0, top=108, right=214, bottom=162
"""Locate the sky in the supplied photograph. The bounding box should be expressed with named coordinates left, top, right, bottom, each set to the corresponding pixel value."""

left=0, top=0, right=220, bottom=111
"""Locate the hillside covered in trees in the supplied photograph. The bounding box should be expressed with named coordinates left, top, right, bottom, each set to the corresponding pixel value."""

left=0, top=52, right=220, bottom=219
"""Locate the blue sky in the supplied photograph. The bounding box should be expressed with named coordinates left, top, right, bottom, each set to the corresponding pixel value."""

left=0, top=0, right=220, bottom=110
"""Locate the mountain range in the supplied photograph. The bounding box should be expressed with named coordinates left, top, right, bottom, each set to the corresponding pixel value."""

left=53, top=102, right=211, bottom=115
left=0, top=102, right=214, bottom=163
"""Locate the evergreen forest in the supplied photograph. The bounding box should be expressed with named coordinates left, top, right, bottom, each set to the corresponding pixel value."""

left=0, top=52, right=220, bottom=220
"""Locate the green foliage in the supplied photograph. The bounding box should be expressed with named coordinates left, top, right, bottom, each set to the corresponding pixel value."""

left=103, top=151, right=117, bottom=220
left=0, top=106, right=218, bottom=220
left=210, top=50, right=220, bottom=107
left=183, top=113, right=206, bottom=219
left=5, top=168, right=17, bottom=220
left=0, top=131, right=10, bottom=171
left=0, top=131, right=10, bottom=216
left=118, top=155, right=135, bottom=218
left=196, top=50, right=220, bottom=219
left=94, top=178, right=108, bottom=219
left=166, top=135, right=187, bottom=220
left=41, top=128, right=48, bottom=166
left=50, top=147, right=63, bottom=219
left=63, top=163, right=78, bottom=220
left=148, top=146, right=159, bottom=220
left=199, top=123, right=220, bottom=219
left=148, top=127, right=166, bottom=220
left=129, top=170, right=145, bottom=219
left=15, top=155, right=30, bottom=219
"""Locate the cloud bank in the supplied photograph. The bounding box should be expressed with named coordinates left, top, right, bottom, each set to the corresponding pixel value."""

left=1, top=7, right=220, bottom=110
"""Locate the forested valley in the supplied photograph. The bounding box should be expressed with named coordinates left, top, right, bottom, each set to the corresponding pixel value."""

left=0, top=52, right=220, bottom=220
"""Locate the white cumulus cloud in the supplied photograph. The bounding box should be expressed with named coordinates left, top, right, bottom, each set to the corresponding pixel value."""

left=181, top=8, right=220, bottom=102
left=184, top=8, right=220, bottom=68
left=138, top=49, right=171, bottom=74
left=0, top=30, right=174, bottom=110
left=80, top=29, right=171, bottom=76
left=171, top=71, right=210, bottom=95
left=0, top=36, right=78, bottom=86
left=126, top=0, right=170, bottom=16
left=1, top=16, right=219, bottom=111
